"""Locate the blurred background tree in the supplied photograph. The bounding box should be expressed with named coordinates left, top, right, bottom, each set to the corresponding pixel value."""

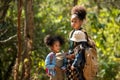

left=0, top=0, right=120, bottom=80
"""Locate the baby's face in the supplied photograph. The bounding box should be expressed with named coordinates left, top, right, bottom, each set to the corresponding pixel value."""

left=51, top=41, right=61, bottom=53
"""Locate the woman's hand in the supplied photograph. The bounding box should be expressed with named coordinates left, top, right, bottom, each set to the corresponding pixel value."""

left=71, top=66, right=75, bottom=70
left=66, top=55, right=71, bottom=58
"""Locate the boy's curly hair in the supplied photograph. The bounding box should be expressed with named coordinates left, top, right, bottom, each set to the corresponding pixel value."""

left=71, top=5, right=87, bottom=20
left=44, top=35, right=64, bottom=47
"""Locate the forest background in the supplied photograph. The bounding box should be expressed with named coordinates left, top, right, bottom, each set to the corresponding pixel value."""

left=0, top=0, right=120, bottom=80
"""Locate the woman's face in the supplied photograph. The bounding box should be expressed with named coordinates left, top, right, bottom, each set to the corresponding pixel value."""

left=71, top=14, right=83, bottom=30
left=51, top=41, right=61, bottom=53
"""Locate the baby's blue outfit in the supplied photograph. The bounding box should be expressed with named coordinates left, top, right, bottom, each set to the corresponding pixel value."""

left=45, top=52, right=56, bottom=76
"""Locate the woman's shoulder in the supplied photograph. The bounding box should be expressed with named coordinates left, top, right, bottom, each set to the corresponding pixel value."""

left=69, top=30, right=75, bottom=38
left=69, top=29, right=86, bottom=38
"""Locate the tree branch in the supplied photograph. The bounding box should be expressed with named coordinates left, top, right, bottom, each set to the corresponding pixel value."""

left=0, top=28, right=8, bottom=38
left=0, top=34, right=17, bottom=43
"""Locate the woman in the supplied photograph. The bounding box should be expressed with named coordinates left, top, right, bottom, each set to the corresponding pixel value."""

left=66, top=5, right=88, bottom=80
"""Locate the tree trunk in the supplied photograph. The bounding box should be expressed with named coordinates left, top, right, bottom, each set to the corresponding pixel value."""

left=73, top=0, right=78, bottom=6
left=13, top=0, right=22, bottom=80
left=22, top=0, right=34, bottom=80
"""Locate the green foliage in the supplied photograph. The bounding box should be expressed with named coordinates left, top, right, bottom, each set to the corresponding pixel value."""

left=85, top=3, right=120, bottom=80
left=0, top=0, right=120, bottom=80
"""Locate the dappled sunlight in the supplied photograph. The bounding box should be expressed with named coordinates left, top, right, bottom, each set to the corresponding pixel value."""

left=0, top=0, right=120, bottom=80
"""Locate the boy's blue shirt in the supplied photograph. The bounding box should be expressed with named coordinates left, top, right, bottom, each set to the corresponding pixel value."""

left=45, top=52, right=56, bottom=69
left=45, top=52, right=56, bottom=76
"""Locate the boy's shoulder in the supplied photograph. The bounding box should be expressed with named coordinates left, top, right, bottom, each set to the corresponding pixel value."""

left=47, top=52, right=55, bottom=57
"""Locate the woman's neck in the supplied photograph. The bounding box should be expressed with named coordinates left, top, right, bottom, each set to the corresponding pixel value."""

left=75, top=27, right=82, bottom=30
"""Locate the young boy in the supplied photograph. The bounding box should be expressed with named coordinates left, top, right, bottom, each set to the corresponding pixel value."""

left=44, top=35, right=65, bottom=80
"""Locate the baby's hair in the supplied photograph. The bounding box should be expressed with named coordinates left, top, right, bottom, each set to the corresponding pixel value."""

left=44, top=35, right=64, bottom=46
left=71, top=5, right=87, bottom=20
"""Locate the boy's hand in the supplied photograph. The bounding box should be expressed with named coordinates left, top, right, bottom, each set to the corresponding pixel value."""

left=66, top=54, right=75, bottom=59
left=62, top=69, right=66, bottom=72
left=54, top=66, right=59, bottom=70
left=61, top=66, right=66, bottom=72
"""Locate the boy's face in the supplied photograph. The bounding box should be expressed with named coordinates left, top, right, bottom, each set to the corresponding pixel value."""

left=51, top=41, right=61, bottom=53
left=71, top=14, right=83, bottom=30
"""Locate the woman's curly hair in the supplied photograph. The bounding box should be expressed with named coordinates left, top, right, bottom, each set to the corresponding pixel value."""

left=44, top=35, right=64, bottom=47
left=71, top=5, right=87, bottom=20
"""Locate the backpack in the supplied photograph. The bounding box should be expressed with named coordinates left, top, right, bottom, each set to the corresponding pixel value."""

left=56, top=52, right=66, bottom=67
left=70, top=29, right=98, bottom=80
left=83, top=47, right=98, bottom=80
left=82, top=30, right=98, bottom=80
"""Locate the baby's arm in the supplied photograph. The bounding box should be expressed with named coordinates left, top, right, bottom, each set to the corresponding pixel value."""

left=71, top=53, right=82, bottom=69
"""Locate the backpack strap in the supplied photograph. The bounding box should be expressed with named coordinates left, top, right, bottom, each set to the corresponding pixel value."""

left=81, top=29, right=96, bottom=49
left=69, top=30, right=75, bottom=50
left=69, top=30, right=75, bottom=38
left=49, top=53, right=54, bottom=64
left=82, top=30, right=89, bottom=42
